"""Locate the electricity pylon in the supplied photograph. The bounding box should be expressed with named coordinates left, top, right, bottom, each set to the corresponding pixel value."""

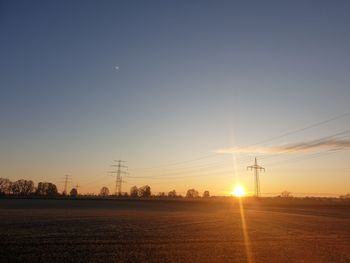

left=62, top=174, right=71, bottom=195
left=247, top=157, right=265, bottom=197
left=111, top=160, right=128, bottom=196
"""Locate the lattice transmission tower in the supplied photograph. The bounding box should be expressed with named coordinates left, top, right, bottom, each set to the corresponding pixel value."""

left=111, top=160, right=128, bottom=196
left=247, top=157, right=265, bottom=197
left=62, top=174, right=71, bottom=195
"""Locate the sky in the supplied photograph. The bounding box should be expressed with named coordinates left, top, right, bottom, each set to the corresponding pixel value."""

left=1, top=0, right=350, bottom=196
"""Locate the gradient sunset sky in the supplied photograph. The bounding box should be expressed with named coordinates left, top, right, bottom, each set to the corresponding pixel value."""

left=1, top=0, right=350, bottom=196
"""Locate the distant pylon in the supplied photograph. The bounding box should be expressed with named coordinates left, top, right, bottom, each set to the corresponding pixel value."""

left=63, top=174, right=71, bottom=195
left=247, top=158, right=265, bottom=197
left=111, top=160, right=128, bottom=196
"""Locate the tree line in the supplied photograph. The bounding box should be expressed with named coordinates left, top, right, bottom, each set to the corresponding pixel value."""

left=0, top=178, right=59, bottom=196
left=0, top=178, right=81, bottom=197
left=99, top=186, right=210, bottom=198
left=98, top=185, right=210, bottom=198
left=0, top=178, right=210, bottom=199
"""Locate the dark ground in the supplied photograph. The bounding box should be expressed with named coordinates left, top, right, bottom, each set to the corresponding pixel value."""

left=0, top=198, right=349, bottom=263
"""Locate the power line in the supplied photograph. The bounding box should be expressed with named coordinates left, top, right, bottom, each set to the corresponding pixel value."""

left=135, top=161, right=232, bottom=178
left=7, top=111, right=347, bottom=197
left=82, top=174, right=112, bottom=186
left=126, top=129, right=350, bottom=181
left=136, top=111, right=350, bottom=171
left=126, top=169, right=234, bottom=180
left=132, top=156, right=232, bottom=172
left=266, top=148, right=346, bottom=167
left=56, top=112, right=350, bottom=193
left=131, top=155, right=256, bottom=179
left=247, top=112, right=350, bottom=147
left=253, top=130, right=350, bottom=166
left=77, top=169, right=115, bottom=186
left=140, top=153, right=219, bottom=170
left=135, top=129, right=350, bottom=179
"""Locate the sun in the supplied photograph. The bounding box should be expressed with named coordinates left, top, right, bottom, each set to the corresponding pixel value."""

left=231, top=185, right=246, bottom=197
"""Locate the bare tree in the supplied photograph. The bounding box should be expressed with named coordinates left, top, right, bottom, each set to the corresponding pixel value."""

left=36, top=182, right=58, bottom=196
left=186, top=189, right=199, bottom=198
left=203, top=190, right=210, bottom=198
left=130, top=186, right=138, bottom=197
left=36, top=182, right=46, bottom=195
left=168, top=190, right=177, bottom=198
left=281, top=191, right=293, bottom=198
left=99, top=187, right=110, bottom=197
left=11, top=179, right=34, bottom=195
left=138, top=185, right=151, bottom=197
left=47, top=183, right=58, bottom=196
left=0, top=178, right=12, bottom=195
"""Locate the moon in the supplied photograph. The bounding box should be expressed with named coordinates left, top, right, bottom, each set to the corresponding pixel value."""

left=114, top=66, right=120, bottom=70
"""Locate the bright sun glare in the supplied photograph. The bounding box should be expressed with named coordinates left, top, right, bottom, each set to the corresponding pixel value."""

left=232, top=185, right=246, bottom=197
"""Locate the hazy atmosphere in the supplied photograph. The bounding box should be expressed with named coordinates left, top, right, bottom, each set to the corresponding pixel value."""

left=1, top=0, right=350, bottom=196
left=1, top=1, right=350, bottom=263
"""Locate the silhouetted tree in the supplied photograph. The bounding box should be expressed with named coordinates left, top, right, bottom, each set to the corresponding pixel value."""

left=138, top=185, right=151, bottom=197
left=47, top=183, right=58, bottom=196
left=339, top=193, right=350, bottom=199
left=168, top=190, right=177, bottom=198
left=158, top=192, right=166, bottom=197
left=203, top=190, right=210, bottom=198
left=84, top=193, right=96, bottom=197
left=130, top=186, right=138, bottom=197
left=36, top=182, right=45, bottom=195
left=99, top=187, right=110, bottom=197
left=186, top=189, right=199, bottom=198
left=11, top=179, right=34, bottom=195
left=70, top=188, right=78, bottom=197
left=36, top=182, right=58, bottom=196
left=281, top=191, right=292, bottom=198
left=0, top=178, right=12, bottom=195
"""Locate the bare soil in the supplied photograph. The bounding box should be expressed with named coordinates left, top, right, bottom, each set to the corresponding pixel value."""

left=0, top=198, right=349, bottom=263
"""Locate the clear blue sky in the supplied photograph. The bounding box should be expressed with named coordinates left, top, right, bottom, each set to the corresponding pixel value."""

left=1, top=0, right=350, bottom=195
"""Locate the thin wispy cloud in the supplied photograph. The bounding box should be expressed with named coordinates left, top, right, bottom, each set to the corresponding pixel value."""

left=217, top=139, right=350, bottom=155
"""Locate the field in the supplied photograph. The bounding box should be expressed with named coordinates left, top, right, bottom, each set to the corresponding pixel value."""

left=0, top=198, right=350, bottom=263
